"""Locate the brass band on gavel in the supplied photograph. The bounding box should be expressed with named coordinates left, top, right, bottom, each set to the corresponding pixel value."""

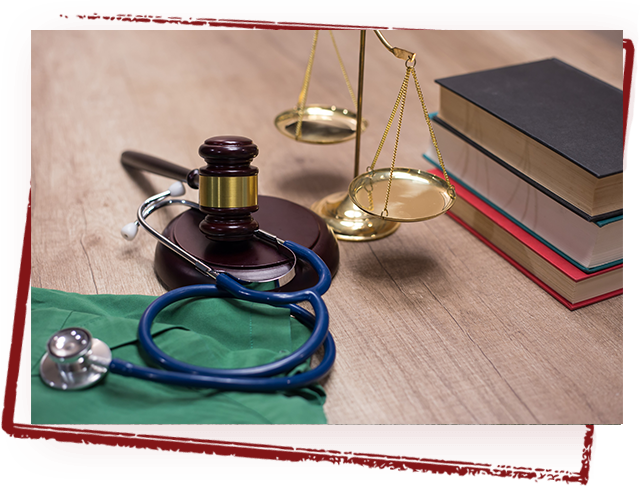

left=199, top=174, right=258, bottom=209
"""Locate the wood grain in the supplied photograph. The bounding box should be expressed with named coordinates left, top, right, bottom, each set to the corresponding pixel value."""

left=31, top=30, right=623, bottom=424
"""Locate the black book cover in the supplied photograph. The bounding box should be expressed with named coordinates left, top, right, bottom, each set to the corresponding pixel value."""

left=431, top=115, right=622, bottom=222
left=435, top=58, right=623, bottom=179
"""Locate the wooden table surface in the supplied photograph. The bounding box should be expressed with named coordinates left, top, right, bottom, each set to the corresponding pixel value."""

left=31, top=29, right=623, bottom=424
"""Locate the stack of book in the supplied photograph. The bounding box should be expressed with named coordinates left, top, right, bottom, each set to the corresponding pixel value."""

left=425, top=58, right=623, bottom=310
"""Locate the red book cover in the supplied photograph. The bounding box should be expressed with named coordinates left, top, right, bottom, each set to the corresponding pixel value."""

left=429, top=169, right=622, bottom=310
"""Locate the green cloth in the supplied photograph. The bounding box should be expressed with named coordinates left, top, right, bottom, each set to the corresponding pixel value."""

left=31, top=287, right=326, bottom=424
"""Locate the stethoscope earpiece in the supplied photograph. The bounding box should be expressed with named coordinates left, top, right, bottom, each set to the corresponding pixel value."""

left=39, top=328, right=112, bottom=390
left=168, top=181, right=185, bottom=197
left=119, top=181, right=184, bottom=242
left=120, top=221, right=139, bottom=240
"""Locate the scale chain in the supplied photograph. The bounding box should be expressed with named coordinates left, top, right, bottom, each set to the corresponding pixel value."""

left=295, top=31, right=360, bottom=141
left=329, top=31, right=358, bottom=109
left=368, top=63, right=455, bottom=218
left=369, top=65, right=411, bottom=217
left=412, top=68, right=453, bottom=191
left=382, top=66, right=410, bottom=217
left=296, top=30, right=319, bottom=140
left=369, top=66, right=411, bottom=173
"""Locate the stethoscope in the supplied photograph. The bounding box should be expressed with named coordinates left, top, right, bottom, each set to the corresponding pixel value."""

left=39, top=182, right=335, bottom=392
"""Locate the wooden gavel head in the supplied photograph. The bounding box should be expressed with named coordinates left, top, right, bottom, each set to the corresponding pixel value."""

left=197, top=136, right=260, bottom=242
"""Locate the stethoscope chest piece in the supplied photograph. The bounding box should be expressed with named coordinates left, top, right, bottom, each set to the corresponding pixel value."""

left=39, top=328, right=112, bottom=390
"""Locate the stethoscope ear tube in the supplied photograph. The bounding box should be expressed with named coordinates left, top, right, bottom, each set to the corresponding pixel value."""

left=41, top=237, right=335, bottom=392
left=134, top=278, right=330, bottom=378
left=110, top=239, right=334, bottom=391
left=109, top=303, right=335, bottom=391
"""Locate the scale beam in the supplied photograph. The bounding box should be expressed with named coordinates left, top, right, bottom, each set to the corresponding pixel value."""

left=373, top=30, right=416, bottom=62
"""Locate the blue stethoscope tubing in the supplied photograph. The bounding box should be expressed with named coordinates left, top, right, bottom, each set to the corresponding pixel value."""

left=108, top=240, right=336, bottom=392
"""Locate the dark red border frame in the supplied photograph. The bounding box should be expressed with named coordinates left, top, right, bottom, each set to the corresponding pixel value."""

left=1, top=0, right=638, bottom=484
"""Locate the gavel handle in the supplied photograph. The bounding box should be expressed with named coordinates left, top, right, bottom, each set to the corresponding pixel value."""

left=121, top=151, right=199, bottom=189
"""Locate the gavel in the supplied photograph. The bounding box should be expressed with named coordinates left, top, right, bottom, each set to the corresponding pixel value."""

left=121, top=135, right=340, bottom=291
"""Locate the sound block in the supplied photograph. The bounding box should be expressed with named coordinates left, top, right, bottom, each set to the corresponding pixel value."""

left=155, top=195, right=340, bottom=291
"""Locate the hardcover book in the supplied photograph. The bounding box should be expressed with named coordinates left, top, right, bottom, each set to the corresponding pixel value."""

left=429, top=169, right=622, bottom=310
left=424, top=117, right=622, bottom=271
left=435, top=58, right=623, bottom=219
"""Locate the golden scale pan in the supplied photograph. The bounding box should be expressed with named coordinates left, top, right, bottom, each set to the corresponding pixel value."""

left=274, top=104, right=364, bottom=144
left=274, top=30, right=367, bottom=144
left=349, top=168, right=455, bottom=222
left=275, top=30, right=455, bottom=238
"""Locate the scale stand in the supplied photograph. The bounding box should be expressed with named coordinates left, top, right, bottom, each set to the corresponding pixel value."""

left=313, top=32, right=400, bottom=240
